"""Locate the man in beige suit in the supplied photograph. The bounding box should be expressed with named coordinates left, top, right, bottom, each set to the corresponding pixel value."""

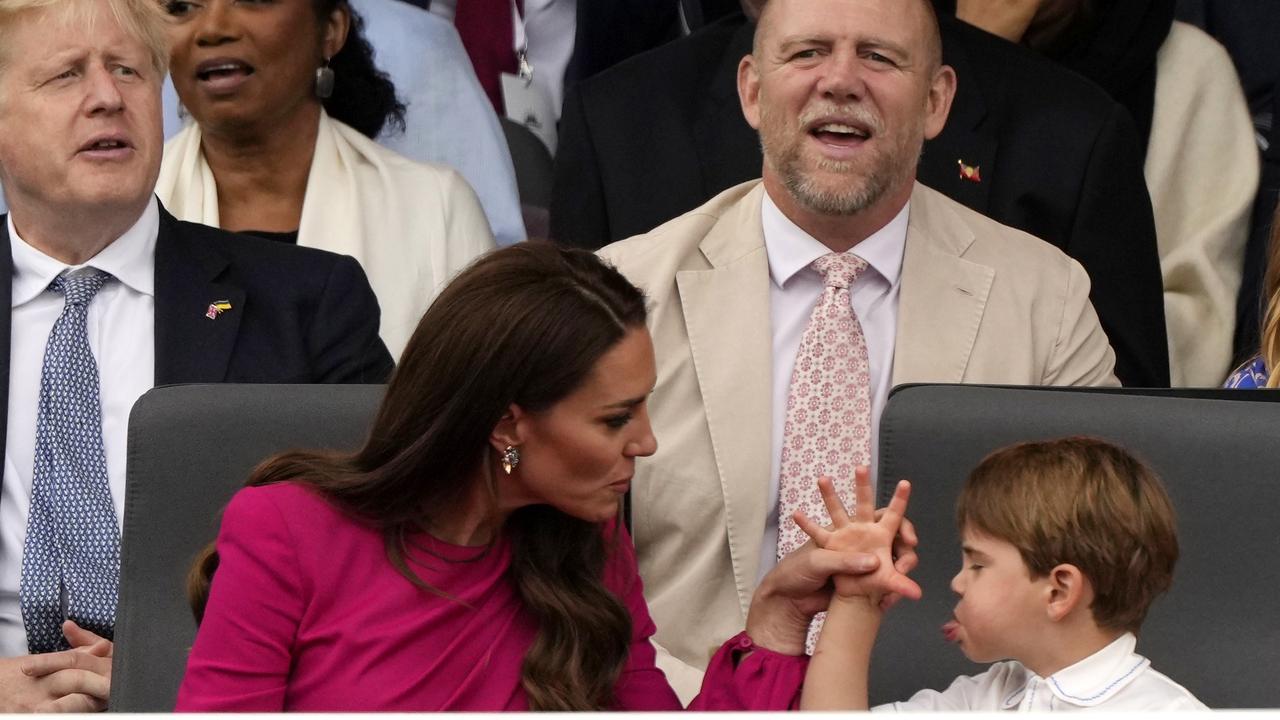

left=599, top=0, right=1119, bottom=700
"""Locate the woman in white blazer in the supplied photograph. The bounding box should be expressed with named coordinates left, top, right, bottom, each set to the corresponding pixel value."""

left=157, top=0, right=496, bottom=357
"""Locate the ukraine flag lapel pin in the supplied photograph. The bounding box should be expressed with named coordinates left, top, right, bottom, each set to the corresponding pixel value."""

left=205, top=300, right=233, bottom=320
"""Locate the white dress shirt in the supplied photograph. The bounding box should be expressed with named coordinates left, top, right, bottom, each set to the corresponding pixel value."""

left=0, top=198, right=158, bottom=657
left=874, top=632, right=1207, bottom=711
left=758, top=191, right=907, bottom=581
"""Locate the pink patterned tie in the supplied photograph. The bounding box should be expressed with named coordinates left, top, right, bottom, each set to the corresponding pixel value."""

left=776, top=252, right=873, bottom=651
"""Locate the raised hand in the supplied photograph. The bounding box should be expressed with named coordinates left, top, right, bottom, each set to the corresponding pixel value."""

left=794, top=468, right=922, bottom=606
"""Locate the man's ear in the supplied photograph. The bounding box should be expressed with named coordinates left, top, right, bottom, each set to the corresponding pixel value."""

left=922, top=64, right=957, bottom=140
left=489, top=403, right=527, bottom=454
left=738, top=54, right=764, bottom=130
left=1045, top=563, right=1091, bottom=623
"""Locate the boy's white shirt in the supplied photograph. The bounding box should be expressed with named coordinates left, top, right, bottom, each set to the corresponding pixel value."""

left=873, top=632, right=1207, bottom=711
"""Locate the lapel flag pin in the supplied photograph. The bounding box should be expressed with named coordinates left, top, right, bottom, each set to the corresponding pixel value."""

left=205, top=300, right=233, bottom=320
left=958, top=159, right=982, bottom=183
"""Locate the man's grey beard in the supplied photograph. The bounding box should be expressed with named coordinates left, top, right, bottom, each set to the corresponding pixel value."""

left=757, top=101, right=913, bottom=216
left=776, top=152, right=891, bottom=216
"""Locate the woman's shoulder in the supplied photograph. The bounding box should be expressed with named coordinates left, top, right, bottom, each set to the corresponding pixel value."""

left=327, top=116, right=470, bottom=189
left=224, top=482, right=356, bottom=541
left=1224, top=356, right=1269, bottom=389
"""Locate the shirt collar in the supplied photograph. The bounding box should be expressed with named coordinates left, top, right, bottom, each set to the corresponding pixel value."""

left=10, top=196, right=159, bottom=307
left=1001, top=633, right=1151, bottom=709
left=761, top=191, right=909, bottom=290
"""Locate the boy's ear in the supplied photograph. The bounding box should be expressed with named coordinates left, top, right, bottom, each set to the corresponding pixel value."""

left=1045, top=563, right=1091, bottom=622
left=489, top=403, right=527, bottom=454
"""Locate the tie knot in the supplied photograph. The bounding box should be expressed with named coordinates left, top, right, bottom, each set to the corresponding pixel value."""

left=811, top=252, right=868, bottom=290
left=50, top=270, right=110, bottom=308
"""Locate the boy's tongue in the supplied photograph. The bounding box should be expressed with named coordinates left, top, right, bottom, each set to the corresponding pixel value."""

left=941, top=620, right=960, bottom=643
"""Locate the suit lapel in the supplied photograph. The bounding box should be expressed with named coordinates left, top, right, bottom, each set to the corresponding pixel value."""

left=693, top=21, right=762, bottom=197
left=892, top=184, right=994, bottom=385
left=675, top=186, right=773, bottom=612
left=0, top=224, right=12, bottom=467
left=920, top=19, right=996, bottom=214
left=152, top=209, right=244, bottom=385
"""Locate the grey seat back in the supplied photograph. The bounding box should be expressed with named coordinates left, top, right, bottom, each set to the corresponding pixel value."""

left=871, top=384, right=1280, bottom=709
left=110, top=384, right=384, bottom=712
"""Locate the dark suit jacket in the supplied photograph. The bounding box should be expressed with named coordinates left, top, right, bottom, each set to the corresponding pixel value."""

left=565, top=0, right=683, bottom=91
left=552, top=13, right=1170, bottom=388
left=0, top=204, right=395, bottom=464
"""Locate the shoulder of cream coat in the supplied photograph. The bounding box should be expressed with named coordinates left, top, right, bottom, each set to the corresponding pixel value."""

left=324, top=114, right=497, bottom=273
left=599, top=180, right=761, bottom=289
left=1146, top=21, right=1258, bottom=385
left=904, top=183, right=1118, bottom=387
left=908, top=182, right=1082, bottom=279
left=1145, top=21, right=1259, bottom=215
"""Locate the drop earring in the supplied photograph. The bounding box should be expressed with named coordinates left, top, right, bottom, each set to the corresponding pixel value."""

left=315, top=58, right=335, bottom=99
left=501, top=446, right=521, bottom=475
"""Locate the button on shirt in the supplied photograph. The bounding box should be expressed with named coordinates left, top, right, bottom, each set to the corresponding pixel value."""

left=874, top=632, right=1207, bottom=711
left=0, top=198, right=158, bottom=657
left=758, top=192, right=907, bottom=581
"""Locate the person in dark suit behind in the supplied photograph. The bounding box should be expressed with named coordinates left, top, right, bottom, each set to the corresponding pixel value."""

left=0, top=0, right=392, bottom=712
left=552, top=0, right=1170, bottom=388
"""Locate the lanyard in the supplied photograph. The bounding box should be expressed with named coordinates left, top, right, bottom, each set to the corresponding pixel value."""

left=512, top=0, right=533, bottom=82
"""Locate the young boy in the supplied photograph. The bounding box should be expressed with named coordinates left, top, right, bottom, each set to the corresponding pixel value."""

left=797, top=437, right=1207, bottom=711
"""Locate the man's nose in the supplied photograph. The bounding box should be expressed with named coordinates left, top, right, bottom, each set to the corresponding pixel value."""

left=816, top=51, right=867, bottom=102
left=85, top=65, right=125, bottom=115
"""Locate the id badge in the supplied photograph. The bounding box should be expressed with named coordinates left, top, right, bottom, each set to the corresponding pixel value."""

left=501, top=72, right=558, bottom=155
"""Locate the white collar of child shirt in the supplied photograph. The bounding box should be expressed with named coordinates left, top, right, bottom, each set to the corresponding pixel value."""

left=1002, top=632, right=1150, bottom=709
left=875, top=631, right=1205, bottom=711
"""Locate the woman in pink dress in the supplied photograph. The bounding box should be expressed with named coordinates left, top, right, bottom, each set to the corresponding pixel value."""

left=176, top=243, right=915, bottom=711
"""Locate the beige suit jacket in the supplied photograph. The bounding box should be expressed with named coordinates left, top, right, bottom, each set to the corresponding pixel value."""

left=599, top=180, right=1118, bottom=698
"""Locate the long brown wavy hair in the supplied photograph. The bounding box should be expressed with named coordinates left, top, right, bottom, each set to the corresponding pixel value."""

left=1261, top=204, right=1280, bottom=387
left=187, top=243, right=648, bottom=710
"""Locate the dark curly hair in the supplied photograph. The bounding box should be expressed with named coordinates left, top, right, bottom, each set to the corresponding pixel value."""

left=318, top=0, right=406, bottom=138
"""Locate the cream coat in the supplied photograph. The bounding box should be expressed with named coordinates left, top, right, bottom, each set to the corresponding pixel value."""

left=1145, top=21, right=1259, bottom=387
left=157, top=112, right=496, bottom=358
left=600, top=180, right=1118, bottom=699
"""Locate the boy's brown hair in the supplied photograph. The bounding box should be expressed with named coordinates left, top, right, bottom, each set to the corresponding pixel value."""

left=955, top=436, right=1178, bottom=633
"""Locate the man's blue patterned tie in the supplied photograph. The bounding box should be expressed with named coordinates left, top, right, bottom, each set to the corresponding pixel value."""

left=19, top=269, right=119, bottom=653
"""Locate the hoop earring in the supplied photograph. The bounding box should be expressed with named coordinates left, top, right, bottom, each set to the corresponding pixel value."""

left=315, top=58, right=335, bottom=100
left=501, top=446, right=521, bottom=475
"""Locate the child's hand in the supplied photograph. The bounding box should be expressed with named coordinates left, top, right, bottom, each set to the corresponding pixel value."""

left=794, top=468, right=923, bottom=606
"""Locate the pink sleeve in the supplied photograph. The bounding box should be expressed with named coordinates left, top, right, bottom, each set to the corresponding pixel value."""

left=174, top=486, right=308, bottom=711
left=686, top=631, right=807, bottom=710
left=605, top=522, right=806, bottom=711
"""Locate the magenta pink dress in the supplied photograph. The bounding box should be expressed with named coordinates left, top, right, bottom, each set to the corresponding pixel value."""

left=175, top=482, right=806, bottom=711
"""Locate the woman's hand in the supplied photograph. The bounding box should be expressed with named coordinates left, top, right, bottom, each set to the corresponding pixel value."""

left=745, top=540, right=882, bottom=656
left=795, top=468, right=922, bottom=607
